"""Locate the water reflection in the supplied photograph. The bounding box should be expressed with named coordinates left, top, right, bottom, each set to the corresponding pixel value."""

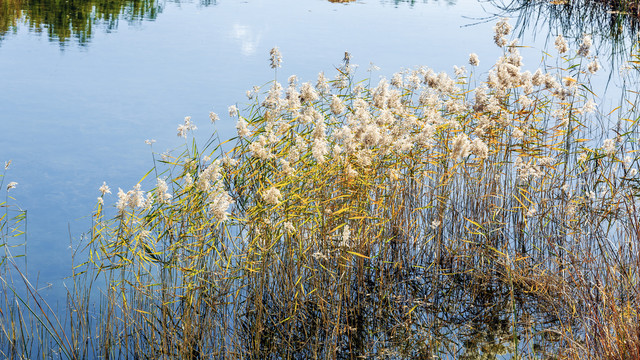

left=0, top=0, right=214, bottom=46
left=385, top=0, right=456, bottom=6
left=2, top=0, right=623, bottom=356
left=230, top=23, right=260, bottom=56
left=492, top=0, right=640, bottom=65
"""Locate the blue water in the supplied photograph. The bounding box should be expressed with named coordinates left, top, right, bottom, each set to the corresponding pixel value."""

left=0, top=0, right=625, bottom=298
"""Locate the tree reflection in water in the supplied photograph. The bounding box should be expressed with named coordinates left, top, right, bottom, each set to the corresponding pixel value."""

left=0, top=0, right=215, bottom=46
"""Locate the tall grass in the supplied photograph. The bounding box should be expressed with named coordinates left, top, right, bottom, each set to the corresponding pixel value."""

left=3, top=18, right=640, bottom=358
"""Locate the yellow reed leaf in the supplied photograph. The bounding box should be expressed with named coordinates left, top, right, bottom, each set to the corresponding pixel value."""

left=464, top=217, right=483, bottom=229
left=346, top=251, right=369, bottom=259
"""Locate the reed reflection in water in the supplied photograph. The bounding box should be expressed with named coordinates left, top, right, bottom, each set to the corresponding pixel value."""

left=492, top=0, right=640, bottom=65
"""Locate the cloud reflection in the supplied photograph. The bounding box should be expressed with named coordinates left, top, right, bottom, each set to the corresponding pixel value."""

left=231, top=23, right=261, bottom=56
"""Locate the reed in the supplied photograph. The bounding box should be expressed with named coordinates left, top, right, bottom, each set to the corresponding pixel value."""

left=2, top=18, right=640, bottom=359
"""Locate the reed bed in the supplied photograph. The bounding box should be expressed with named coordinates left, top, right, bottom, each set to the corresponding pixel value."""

left=2, top=19, right=640, bottom=359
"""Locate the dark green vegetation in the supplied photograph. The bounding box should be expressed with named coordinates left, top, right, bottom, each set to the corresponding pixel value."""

left=0, top=0, right=215, bottom=46
left=0, top=0, right=161, bottom=45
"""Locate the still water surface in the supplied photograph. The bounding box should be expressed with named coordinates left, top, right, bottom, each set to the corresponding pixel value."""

left=0, top=0, right=629, bottom=295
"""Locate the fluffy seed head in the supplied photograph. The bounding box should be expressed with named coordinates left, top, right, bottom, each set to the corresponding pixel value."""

left=262, top=186, right=282, bottom=206
left=587, top=60, right=599, bottom=74
left=555, top=35, right=568, bottom=54
left=577, top=34, right=592, bottom=57
left=469, top=53, right=479, bottom=66
left=99, top=182, right=111, bottom=195
left=270, top=47, right=282, bottom=69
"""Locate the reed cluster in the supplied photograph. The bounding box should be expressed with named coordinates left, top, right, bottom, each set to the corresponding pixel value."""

left=2, top=18, right=640, bottom=359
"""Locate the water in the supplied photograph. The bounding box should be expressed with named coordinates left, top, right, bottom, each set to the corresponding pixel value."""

left=0, top=0, right=638, bottom=356
left=0, top=0, right=509, bottom=291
